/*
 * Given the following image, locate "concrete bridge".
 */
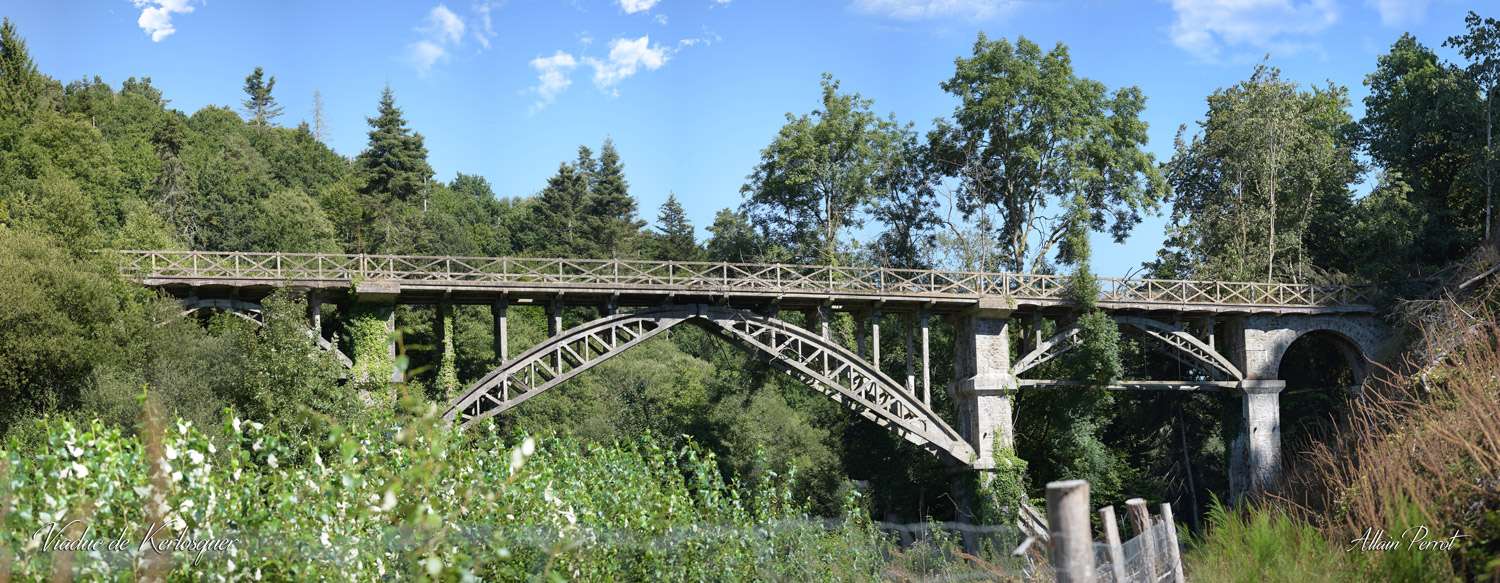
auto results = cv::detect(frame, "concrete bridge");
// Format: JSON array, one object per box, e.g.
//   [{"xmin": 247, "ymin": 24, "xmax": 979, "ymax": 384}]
[{"xmin": 117, "ymin": 250, "xmax": 1389, "ymax": 497}]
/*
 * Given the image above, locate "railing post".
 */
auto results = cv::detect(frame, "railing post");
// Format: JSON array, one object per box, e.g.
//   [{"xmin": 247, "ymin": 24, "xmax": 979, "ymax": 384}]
[
  {"xmin": 1126, "ymin": 498, "xmax": 1158, "ymax": 582},
  {"xmin": 1161, "ymin": 503, "xmax": 1185, "ymax": 583},
  {"xmin": 1099, "ymin": 505, "xmax": 1128, "ymax": 583},
  {"xmin": 1046, "ymin": 480, "xmax": 1095, "ymax": 583}
]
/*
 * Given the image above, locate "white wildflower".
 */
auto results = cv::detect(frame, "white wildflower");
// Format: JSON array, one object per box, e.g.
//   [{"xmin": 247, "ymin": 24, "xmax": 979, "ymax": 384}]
[
  {"xmin": 71, "ymin": 462, "xmax": 88, "ymax": 479},
  {"xmin": 521, "ymin": 437, "xmax": 535, "ymax": 456},
  {"xmin": 188, "ymin": 450, "xmax": 205, "ymax": 465},
  {"xmin": 381, "ymin": 489, "xmax": 397, "ymax": 512},
  {"xmin": 165, "ymin": 444, "xmax": 178, "ymax": 461},
  {"xmin": 267, "ymin": 454, "xmax": 278, "ymax": 469},
  {"xmin": 232, "ymin": 417, "xmax": 242, "ymax": 433}
]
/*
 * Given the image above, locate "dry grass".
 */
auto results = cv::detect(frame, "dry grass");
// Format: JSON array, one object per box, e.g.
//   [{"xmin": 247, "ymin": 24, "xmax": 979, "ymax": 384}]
[{"xmin": 1274, "ymin": 301, "xmax": 1500, "ymax": 581}]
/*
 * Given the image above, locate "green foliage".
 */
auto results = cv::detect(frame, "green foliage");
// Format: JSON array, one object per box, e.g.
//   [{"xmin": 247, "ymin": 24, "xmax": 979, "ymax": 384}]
[
  {"xmin": 347, "ymin": 303, "xmax": 394, "ymax": 395},
  {"xmin": 1069, "ymin": 311, "xmax": 1123, "ymax": 387},
  {"xmin": 233, "ymin": 289, "xmax": 357, "ymax": 445},
  {"xmin": 240, "ymin": 66, "xmax": 284, "ymax": 128},
  {"xmin": 742, "ymin": 74, "xmax": 901, "ymax": 264},
  {"xmin": 249, "ymin": 188, "xmax": 340, "ymax": 253},
  {"xmin": 356, "ymin": 83, "xmax": 433, "ymax": 205},
  {"xmin": 929, "ymin": 33, "xmax": 1167, "ymax": 273},
  {"xmin": 581, "ymin": 138, "xmax": 646, "ymax": 258},
  {"xmin": 705, "ymin": 208, "xmax": 773, "ymax": 262},
  {"xmin": 0, "ymin": 409, "xmax": 1017, "ymax": 582},
  {"xmin": 1359, "ymin": 33, "xmax": 1483, "ymax": 275},
  {"xmin": 1155, "ymin": 63, "xmax": 1362, "ymax": 282},
  {"xmin": 650, "ymin": 192, "xmax": 700, "ymax": 261}
]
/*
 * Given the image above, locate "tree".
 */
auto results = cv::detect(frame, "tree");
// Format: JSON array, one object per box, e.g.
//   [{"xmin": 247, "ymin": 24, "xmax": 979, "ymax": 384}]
[
  {"xmin": 651, "ymin": 193, "xmax": 699, "ymax": 261},
  {"xmin": 310, "ymin": 88, "xmax": 330, "ymax": 143},
  {"xmin": 704, "ymin": 209, "xmax": 770, "ymax": 263},
  {"xmin": 869, "ymin": 127, "xmax": 939, "ymax": 269},
  {"xmin": 0, "ymin": 17, "xmax": 40, "ymax": 121},
  {"xmin": 742, "ymin": 74, "xmax": 899, "ymax": 264},
  {"xmin": 928, "ymin": 34, "xmax": 1167, "ymax": 274},
  {"xmin": 357, "ymin": 83, "xmax": 434, "ymax": 204},
  {"xmin": 250, "ymin": 189, "xmax": 340, "ymax": 253},
  {"xmin": 1154, "ymin": 64, "xmax": 1361, "ymax": 282},
  {"xmin": 1447, "ymin": 12, "xmax": 1500, "ymax": 244},
  {"xmin": 581, "ymin": 138, "xmax": 645, "ymax": 257},
  {"xmin": 150, "ymin": 111, "xmax": 198, "ymax": 246},
  {"xmin": 534, "ymin": 162, "xmax": 590, "ymax": 257},
  {"xmin": 241, "ymin": 66, "xmax": 285, "ymax": 128},
  {"xmin": 1360, "ymin": 34, "xmax": 1482, "ymax": 272}
]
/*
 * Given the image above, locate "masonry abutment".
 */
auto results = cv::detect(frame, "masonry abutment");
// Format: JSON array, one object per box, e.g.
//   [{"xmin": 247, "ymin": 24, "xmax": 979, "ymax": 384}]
[
  {"xmin": 1236, "ymin": 380, "xmax": 1286, "ymax": 496},
  {"xmin": 949, "ymin": 305, "xmax": 1016, "ymax": 469}
]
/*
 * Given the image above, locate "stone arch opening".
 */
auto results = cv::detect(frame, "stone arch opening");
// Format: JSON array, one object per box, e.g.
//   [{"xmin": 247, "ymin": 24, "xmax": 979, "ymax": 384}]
[{"xmin": 1276, "ymin": 329, "xmax": 1363, "ymax": 449}]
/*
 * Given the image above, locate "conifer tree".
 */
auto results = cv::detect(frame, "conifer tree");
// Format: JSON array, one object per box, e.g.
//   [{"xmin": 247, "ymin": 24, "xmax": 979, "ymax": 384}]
[
  {"xmin": 652, "ymin": 193, "xmax": 698, "ymax": 261},
  {"xmin": 356, "ymin": 84, "xmax": 433, "ymax": 203},
  {"xmin": 309, "ymin": 88, "xmax": 329, "ymax": 143},
  {"xmin": 0, "ymin": 18, "xmax": 39, "ymax": 120},
  {"xmin": 581, "ymin": 138, "xmax": 645, "ymax": 257},
  {"xmin": 534, "ymin": 162, "xmax": 590, "ymax": 257},
  {"xmin": 241, "ymin": 66, "xmax": 285, "ymax": 128}
]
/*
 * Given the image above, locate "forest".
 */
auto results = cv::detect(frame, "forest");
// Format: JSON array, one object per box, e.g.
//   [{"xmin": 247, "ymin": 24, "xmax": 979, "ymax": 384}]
[{"xmin": 1, "ymin": 10, "xmax": 1499, "ymax": 582}]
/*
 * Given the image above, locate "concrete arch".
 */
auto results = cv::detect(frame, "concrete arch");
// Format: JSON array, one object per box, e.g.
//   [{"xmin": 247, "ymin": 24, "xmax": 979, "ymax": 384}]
[
  {"xmin": 1012, "ymin": 316, "xmax": 1242, "ymax": 381},
  {"xmin": 1238, "ymin": 313, "xmax": 1385, "ymax": 384},
  {"xmin": 445, "ymin": 304, "xmax": 976, "ymax": 464},
  {"xmin": 1273, "ymin": 326, "xmax": 1373, "ymax": 386},
  {"xmin": 176, "ymin": 299, "xmax": 354, "ymax": 369}
]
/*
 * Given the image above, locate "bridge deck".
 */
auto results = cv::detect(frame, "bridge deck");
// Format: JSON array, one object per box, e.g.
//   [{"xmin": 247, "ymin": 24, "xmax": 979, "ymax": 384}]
[{"xmin": 114, "ymin": 251, "xmax": 1378, "ymax": 315}]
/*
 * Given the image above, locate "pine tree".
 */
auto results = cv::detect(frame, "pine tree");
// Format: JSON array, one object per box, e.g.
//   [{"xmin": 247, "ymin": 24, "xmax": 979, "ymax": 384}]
[
  {"xmin": 534, "ymin": 162, "xmax": 590, "ymax": 257},
  {"xmin": 0, "ymin": 17, "xmax": 40, "ymax": 120},
  {"xmin": 241, "ymin": 66, "xmax": 285, "ymax": 128},
  {"xmin": 652, "ymin": 192, "xmax": 699, "ymax": 261},
  {"xmin": 581, "ymin": 138, "xmax": 645, "ymax": 257},
  {"xmin": 356, "ymin": 84, "xmax": 434, "ymax": 203}
]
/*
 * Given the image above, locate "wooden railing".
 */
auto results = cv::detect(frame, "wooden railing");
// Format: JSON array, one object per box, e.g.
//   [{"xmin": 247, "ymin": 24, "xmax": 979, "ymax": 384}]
[{"xmin": 112, "ymin": 250, "xmax": 1378, "ymax": 308}]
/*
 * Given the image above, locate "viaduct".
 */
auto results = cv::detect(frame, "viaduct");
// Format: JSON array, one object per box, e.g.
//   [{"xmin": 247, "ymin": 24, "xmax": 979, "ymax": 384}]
[{"xmin": 117, "ymin": 250, "xmax": 1389, "ymax": 500}]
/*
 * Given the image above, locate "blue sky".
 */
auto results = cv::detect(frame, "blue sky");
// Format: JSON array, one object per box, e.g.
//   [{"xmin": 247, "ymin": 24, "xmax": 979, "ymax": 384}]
[{"xmin": 2, "ymin": 0, "xmax": 1486, "ymax": 276}]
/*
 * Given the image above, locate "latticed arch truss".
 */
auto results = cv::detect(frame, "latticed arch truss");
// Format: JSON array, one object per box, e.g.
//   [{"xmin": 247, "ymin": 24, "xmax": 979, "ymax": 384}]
[{"xmin": 445, "ymin": 304, "xmax": 976, "ymax": 464}]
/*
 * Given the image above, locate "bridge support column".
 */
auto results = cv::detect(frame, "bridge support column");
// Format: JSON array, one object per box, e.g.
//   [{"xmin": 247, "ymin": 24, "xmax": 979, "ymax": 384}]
[
  {"xmin": 437, "ymin": 299, "xmax": 457, "ymax": 398},
  {"xmin": 818, "ymin": 305, "xmax": 832, "ymax": 340},
  {"xmin": 547, "ymin": 298, "xmax": 563, "ymax": 337},
  {"xmin": 306, "ymin": 291, "xmax": 323, "ymax": 338},
  {"xmin": 1233, "ymin": 380, "xmax": 1286, "ymax": 499},
  {"xmin": 904, "ymin": 314, "xmax": 916, "ymax": 395},
  {"xmin": 949, "ymin": 304, "xmax": 1015, "ymax": 469},
  {"xmin": 870, "ymin": 308, "xmax": 882, "ymax": 365},
  {"xmin": 492, "ymin": 300, "xmax": 509, "ymax": 361},
  {"xmin": 387, "ymin": 308, "xmax": 401, "ymax": 383}
]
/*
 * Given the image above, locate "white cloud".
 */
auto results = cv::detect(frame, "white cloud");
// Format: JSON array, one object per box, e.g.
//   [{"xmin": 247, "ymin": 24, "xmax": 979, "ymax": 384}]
[
  {"xmin": 848, "ymin": 0, "xmax": 1014, "ymax": 21},
  {"xmin": 408, "ymin": 40, "xmax": 451, "ymax": 74},
  {"xmin": 527, "ymin": 34, "xmax": 693, "ymax": 112},
  {"xmin": 529, "ymin": 51, "xmax": 581, "ymax": 113},
  {"xmin": 131, "ymin": 0, "xmax": 196, "ymax": 42},
  {"xmin": 1167, "ymin": 0, "xmax": 1339, "ymax": 63},
  {"xmin": 619, "ymin": 0, "xmax": 662, "ymax": 14},
  {"xmin": 653, "ymin": 14, "xmax": 670, "ymax": 25},
  {"xmin": 407, "ymin": 4, "xmax": 489, "ymax": 76},
  {"xmin": 1366, "ymin": 0, "xmax": 1431, "ymax": 27},
  {"xmin": 474, "ymin": 1, "xmax": 500, "ymax": 49},
  {"xmin": 423, "ymin": 5, "xmax": 466, "ymax": 44},
  {"xmin": 588, "ymin": 36, "xmax": 671, "ymax": 94}
]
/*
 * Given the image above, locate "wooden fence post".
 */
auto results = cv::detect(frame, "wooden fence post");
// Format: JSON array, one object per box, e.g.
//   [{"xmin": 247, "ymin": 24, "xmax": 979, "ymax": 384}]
[
  {"xmin": 1046, "ymin": 480, "xmax": 1096, "ymax": 583},
  {"xmin": 1160, "ymin": 503, "xmax": 1185, "ymax": 583},
  {"xmin": 1125, "ymin": 498, "xmax": 1157, "ymax": 582},
  {"xmin": 1099, "ymin": 505, "xmax": 1128, "ymax": 583}
]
